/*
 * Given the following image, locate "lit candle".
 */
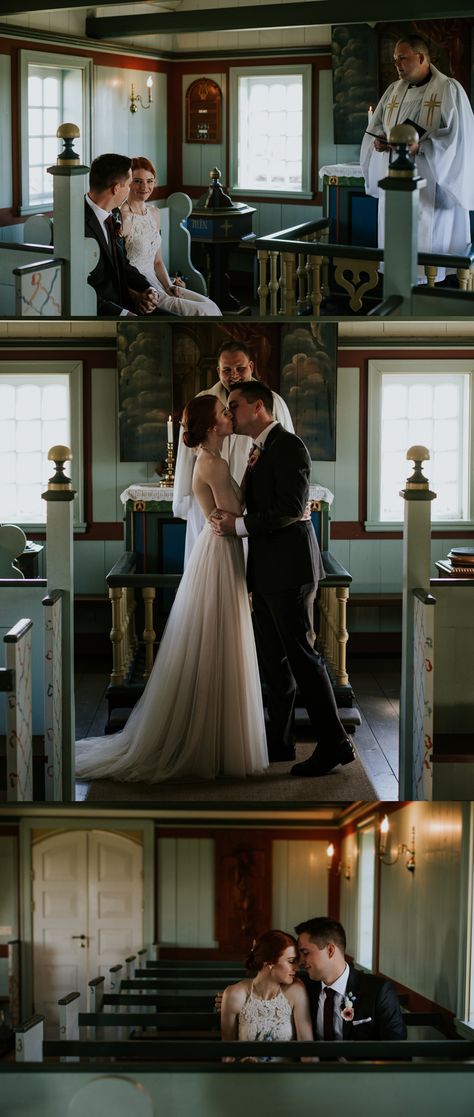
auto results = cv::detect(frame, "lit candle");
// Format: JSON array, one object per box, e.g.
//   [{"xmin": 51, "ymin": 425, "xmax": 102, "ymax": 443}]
[
  {"xmin": 368, "ymin": 105, "xmax": 373, "ymax": 125},
  {"xmin": 167, "ymin": 415, "xmax": 173, "ymax": 443}
]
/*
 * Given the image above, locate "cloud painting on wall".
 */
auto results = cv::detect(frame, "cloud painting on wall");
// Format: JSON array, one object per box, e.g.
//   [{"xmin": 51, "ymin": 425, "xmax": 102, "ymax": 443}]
[
  {"xmin": 118, "ymin": 322, "xmax": 173, "ymax": 462},
  {"xmin": 279, "ymin": 322, "xmax": 338, "ymax": 460}
]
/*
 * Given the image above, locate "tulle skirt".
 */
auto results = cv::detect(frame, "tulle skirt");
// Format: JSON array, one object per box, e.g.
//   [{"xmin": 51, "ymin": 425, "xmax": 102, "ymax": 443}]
[{"xmin": 76, "ymin": 525, "xmax": 268, "ymax": 782}]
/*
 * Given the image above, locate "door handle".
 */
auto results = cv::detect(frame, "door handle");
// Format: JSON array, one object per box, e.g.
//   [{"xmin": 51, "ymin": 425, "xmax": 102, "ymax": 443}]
[{"xmin": 72, "ymin": 934, "xmax": 88, "ymax": 948}]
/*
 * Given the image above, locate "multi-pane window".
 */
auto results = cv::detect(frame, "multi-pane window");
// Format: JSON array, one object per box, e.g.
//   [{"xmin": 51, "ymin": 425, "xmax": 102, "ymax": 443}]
[
  {"xmin": 230, "ymin": 66, "xmax": 311, "ymax": 196},
  {"xmin": 20, "ymin": 50, "xmax": 90, "ymax": 213},
  {"xmin": 27, "ymin": 68, "xmax": 64, "ymax": 207},
  {"xmin": 367, "ymin": 361, "xmax": 474, "ymax": 527},
  {"xmin": 0, "ymin": 365, "xmax": 82, "ymax": 528}
]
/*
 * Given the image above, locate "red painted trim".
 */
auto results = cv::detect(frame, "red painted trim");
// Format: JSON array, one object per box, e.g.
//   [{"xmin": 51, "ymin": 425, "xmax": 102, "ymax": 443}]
[
  {"xmin": 0, "ymin": 36, "xmax": 169, "ymax": 70},
  {"xmin": 75, "ymin": 523, "xmax": 124, "ymax": 541}
]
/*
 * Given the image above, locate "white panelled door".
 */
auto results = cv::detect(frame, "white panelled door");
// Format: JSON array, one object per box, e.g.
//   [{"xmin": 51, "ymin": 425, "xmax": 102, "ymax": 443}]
[{"xmin": 32, "ymin": 829, "xmax": 143, "ymax": 1033}]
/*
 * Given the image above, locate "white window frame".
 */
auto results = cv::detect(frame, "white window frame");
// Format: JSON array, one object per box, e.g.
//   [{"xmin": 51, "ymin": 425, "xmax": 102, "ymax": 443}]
[
  {"xmin": 366, "ymin": 358, "xmax": 474, "ymax": 531},
  {"xmin": 229, "ymin": 64, "xmax": 312, "ymax": 199},
  {"xmin": 20, "ymin": 49, "xmax": 92, "ymax": 215},
  {"xmin": 0, "ymin": 360, "xmax": 84, "ymax": 532}
]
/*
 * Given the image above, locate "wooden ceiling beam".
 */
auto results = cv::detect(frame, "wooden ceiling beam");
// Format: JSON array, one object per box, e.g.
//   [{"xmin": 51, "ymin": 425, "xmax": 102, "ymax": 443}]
[{"xmin": 84, "ymin": 0, "xmax": 474, "ymax": 39}]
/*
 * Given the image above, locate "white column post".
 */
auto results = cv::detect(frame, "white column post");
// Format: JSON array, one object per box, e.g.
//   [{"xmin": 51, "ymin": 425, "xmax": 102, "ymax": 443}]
[
  {"xmin": 399, "ymin": 445, "xmax": 436, "ymax": 798},
  {"xmin": 42, "ymin": 446, "xmax": 76, "ymax": 801},
  {"xmin": 47, "ymin": 124, "xmax": 97, "ymax": 316},
  {"xmin": 379, "ymin": 124, "xmax": 426, "ymax": 314}
]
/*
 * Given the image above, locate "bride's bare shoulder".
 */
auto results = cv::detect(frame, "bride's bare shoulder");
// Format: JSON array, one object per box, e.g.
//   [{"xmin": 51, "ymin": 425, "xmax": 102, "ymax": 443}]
[{"xmin": 222, "ymin": 979, "xmax": 250, "ymax": 1008}]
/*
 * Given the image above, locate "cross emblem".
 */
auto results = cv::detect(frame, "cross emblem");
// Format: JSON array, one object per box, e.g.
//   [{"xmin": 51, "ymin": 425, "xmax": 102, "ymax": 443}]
[
  {"xmin": 219, "ymin": 220, "xmax": 232, "ymax": 236},
  {"xmin": 423, "ymin": 94, "xmax": 441, "ymax": 126},
  {"xmin": 385, "ymin": 96, "xmax": 400, "ymax": 126}
]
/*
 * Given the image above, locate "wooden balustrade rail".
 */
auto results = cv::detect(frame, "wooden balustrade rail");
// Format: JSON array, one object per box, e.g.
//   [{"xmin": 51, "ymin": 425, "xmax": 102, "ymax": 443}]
[
  {"xmin": 255, "ymin": 219, "xmax": 474, "ymax": 315},
  {"xmin": 105, "ymin": 551, "xmax": 354, "ymax": 707}
]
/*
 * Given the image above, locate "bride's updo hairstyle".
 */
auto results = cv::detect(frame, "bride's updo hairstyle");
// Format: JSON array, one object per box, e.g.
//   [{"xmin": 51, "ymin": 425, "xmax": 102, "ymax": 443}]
[
  {"xmin": 246, "ymin": 930, "xmax": 297, "ymax": 975},
  {"xmin": 181, "ymin": 394, "xmax": 218, "ymax": 448},
  {"xmin": 131, "ymin": 155, "xmax": 157, "ymax": 179}
]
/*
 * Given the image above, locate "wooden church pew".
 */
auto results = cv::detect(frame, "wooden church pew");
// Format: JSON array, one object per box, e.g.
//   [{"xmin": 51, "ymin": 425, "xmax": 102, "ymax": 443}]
[{"xmin": 5, "ymin": 1060, "xmax": 474, "ymax": 1117}]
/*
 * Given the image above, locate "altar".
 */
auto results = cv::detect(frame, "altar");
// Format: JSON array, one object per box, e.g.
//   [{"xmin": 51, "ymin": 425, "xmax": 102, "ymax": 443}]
[
  {"xmin": 319, "ymin": 163, "xmax": 378, "ymax": 247},
  {"xmin": 119, "ymin": 481, "xmax": 335, "ymax": 573}
]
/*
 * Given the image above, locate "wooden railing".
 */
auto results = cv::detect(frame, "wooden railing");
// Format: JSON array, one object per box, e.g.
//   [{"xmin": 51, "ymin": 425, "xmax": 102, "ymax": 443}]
[
  {"xmin": 255, "ymin": 219, "xmax": 474, "ymax": 316},
  {"xmin": 104, "ymin": 548, "xmax": 355, "ymax": 725}
]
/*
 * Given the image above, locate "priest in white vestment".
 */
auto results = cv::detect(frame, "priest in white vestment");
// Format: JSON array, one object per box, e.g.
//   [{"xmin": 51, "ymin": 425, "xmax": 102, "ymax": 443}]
[
  {"xmin": 173, "ymin": 341, "xmax": 294, "ymax": 567},
  {"xmin": 360, "ymin": 35, "xmax": 474, "ymax": 280}
]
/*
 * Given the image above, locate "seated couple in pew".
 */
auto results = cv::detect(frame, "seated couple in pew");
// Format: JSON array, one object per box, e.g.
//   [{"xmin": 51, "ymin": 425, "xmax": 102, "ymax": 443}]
[
  {"xmin": 220, "ymin": 917, "xmax": 407, "ymax": 1057},
  {"xmin": 76, "ymin": 383, "xmax": 355, "ymax": 785},
  {"xmin": 85, "ymin": 152, "xmax": 221, "ymax": 317}
]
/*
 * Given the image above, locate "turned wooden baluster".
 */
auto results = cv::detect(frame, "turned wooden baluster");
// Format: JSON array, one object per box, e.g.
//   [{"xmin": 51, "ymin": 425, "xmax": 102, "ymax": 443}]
[
  {"xmin": 109, "ymin": 585, "xmax": 125, "ymax": 685},
  {"xmin": 257, "ymin": 249, "xmax": 269, "ymax": 315},
  {"xmin": 142, "ymin": 586, "xmax": 156, "ymax": 679},
  {"xmin": 269, "ymin": 250, "xmax": 280, "ymax": 314},
  {"xmin": 281, "ymin": 252, "xmax": 296, "ymax": 315}
]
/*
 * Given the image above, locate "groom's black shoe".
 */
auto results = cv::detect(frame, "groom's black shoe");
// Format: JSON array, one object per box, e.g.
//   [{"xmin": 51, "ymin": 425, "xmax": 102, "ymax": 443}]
[{"xmin": 290, "ymin": 738, "xmax": 355, "ymax": 777}]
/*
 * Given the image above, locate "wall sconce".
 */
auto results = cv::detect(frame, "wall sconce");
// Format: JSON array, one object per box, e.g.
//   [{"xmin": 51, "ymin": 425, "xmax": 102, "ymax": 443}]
[
  {"xmin": 130, "ymin": 76, "xmax": 153, "ymax": 113},
  {"xmin": 379, "ymin": 814, "xmax": 416, "ymax": 872},
  {"xmin": 339, "ymin": 859, "xmax": 352, "ymax": 881},
  {"xmin": 326, "ymin": 842, "xmax": 335, "ymax": 870}
]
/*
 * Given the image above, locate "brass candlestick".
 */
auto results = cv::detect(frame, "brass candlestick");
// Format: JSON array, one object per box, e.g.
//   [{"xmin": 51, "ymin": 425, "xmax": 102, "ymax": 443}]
[{"xmin": 158, "ymin": 442, "xmax": 175, "ymax": 487}]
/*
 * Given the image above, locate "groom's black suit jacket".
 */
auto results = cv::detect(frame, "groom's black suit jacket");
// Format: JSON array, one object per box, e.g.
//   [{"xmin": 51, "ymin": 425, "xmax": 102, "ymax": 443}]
[
  {"xmin": 300, "ymin": 966, "xmax": 407, "ymax": 1040},
  {"xmin": 84, "ymin": 200, "xmax": 158, "ymax": 317},
  {"xmin": 243, "ymin": 423, "xmax": 324, "ymax": 594}
]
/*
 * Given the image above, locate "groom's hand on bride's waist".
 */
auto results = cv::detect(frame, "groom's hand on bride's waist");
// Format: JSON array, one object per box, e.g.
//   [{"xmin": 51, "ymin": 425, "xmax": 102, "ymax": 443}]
[{"xmin": 210, "ymin": 510, "xmax": 237, "ymax": 536}]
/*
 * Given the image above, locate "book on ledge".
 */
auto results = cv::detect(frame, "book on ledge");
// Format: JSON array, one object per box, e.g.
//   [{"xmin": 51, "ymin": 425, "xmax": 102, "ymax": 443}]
[
  {"xmin": 448, "ymin": 548, "xmax": 474, "ymax": 567},
  {"xmin": 444, "ymin": 548, "xmax": 474, "ymax": 576}
]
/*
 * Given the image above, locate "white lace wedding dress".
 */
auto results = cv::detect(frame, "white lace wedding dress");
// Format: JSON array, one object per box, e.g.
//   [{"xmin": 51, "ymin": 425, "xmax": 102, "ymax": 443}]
[
  {"xmin": 124, "ymin": 207, "xmax": 221, "ymax": 316},
  {"xmin": 238, "ymin": 983, "xmax": 295, "ymax": 1056},
  {"xmin": 76, "ymin": 481, "xmax": 268, "ymax": 783}
]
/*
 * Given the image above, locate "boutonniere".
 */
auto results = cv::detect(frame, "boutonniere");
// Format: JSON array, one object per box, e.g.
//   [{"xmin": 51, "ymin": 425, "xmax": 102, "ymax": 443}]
[
  {"xmin": 247, "ymin": 445, "xmax": 263, "ymax": 469},
  {"xmin": 340, "ymin": 992, "xmax": 356, "ymax": 1022}
]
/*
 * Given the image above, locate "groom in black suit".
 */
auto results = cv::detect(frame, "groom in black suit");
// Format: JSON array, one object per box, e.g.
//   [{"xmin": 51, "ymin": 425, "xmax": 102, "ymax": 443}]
[
  {"xmin": 296, "ymin": 917, "xmax": 407, "ymax": 1040},
  {"xmin": 85, "ymin": 153, "xmax": 170, "ymax": 317},
  {"xmin": 210, "ymin": 380, "xmax": 355, "ymax": 777}
]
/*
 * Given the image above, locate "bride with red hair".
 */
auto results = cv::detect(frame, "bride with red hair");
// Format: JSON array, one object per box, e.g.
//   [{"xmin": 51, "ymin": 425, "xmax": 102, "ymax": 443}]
[{"xmin": 121, "ymin": 156, "xmax": 221, "ymax": 316}]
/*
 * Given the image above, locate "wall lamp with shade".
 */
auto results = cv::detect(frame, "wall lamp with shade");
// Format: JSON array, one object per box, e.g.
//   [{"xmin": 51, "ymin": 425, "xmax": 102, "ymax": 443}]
[
  {"xmin": 130, "ymin": 76, "xmax": 153, "ymax": 113},
  {"xmin": 379, "ymin": 814, "xmax": 416, "ymax": 872}
]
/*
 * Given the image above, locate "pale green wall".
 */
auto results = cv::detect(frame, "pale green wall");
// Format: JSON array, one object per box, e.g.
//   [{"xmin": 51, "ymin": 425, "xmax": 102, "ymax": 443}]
[{"xmin": 339, "ymin": 802, "xmax": 465, "ymax": 1014}]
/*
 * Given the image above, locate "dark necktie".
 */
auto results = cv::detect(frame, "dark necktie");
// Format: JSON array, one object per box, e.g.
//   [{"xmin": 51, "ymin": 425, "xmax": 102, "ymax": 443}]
[
  {"xmin": 323, "ymin": 986, "xmax": 336, "ymax": 1040},
  {"xmin": 104, "ymin": 214, "xmax": 120, "ymax": 279}
]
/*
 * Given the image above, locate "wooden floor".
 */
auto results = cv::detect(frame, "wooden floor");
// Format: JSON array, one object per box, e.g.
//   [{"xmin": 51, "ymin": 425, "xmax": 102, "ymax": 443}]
[{"xmin": 75, "ymin": 654, "xmax": 400, "ymax": 801}]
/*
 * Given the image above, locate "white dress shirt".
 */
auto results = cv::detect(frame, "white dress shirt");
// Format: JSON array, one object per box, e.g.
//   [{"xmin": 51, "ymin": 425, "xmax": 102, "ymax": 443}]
[{"xmin": 235, "ymin": 420, "xmax": 279, "ymax": 538}]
